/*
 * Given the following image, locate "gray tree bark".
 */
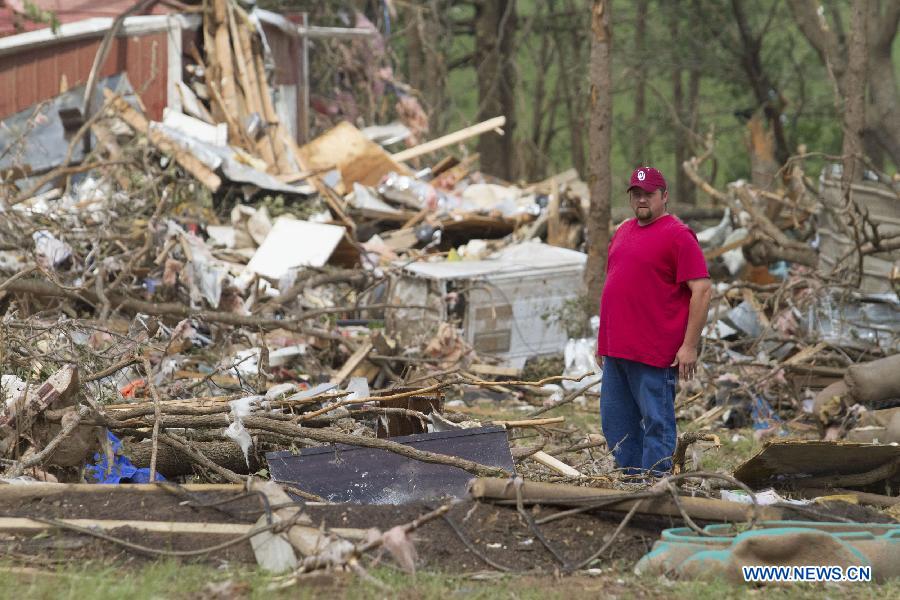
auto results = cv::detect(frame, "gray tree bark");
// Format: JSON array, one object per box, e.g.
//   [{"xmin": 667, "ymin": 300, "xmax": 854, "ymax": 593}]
[
  {"xmin": 475, "ymin": 0, "xmax": 517, "ymax": 180},
  {"xmin": 841, "ymin": 0, "xmax": 868, "ymax": 187},
  {"xmin": 631, "ymin": 0, "xmax": 648, "ymax": 167},
  {"xmin": 583, "ymin": 0, "xmax": 613, "ymax": 312},
  {"xmin": 407, "ymin": 2, "xmax": 449, "ymax": 136}
]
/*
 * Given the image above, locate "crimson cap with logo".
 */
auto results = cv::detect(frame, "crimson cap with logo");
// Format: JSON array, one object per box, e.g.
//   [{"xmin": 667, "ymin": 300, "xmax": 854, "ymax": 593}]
[{"xmin": 627, "ymin": 167, "xmax": 667, "ymax": 193}]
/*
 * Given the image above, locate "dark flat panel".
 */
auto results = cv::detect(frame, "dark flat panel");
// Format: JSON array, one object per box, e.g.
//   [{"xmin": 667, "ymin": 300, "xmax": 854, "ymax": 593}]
[
  {"xmin": 266, "ymin": 427, "xmax": 514, "ymax": 504},
  {"xmin": 734, "ymin": 440, "xmax": 900, "ymax": 488}
]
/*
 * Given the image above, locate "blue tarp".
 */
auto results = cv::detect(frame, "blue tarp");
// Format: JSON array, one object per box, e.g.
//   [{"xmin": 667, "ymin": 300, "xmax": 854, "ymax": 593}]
[{"xmin": 85, "ymin": 431, "xmax": 163, "ymax": 484}]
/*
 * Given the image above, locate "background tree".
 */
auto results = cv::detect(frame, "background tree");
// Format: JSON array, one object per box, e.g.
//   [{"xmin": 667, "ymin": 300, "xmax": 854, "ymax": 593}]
[
  {"xmin": 788, "ymin": 0, "xmax": 900, "ymax": 170},
  {"xmin": 584, "ymin": 0, "xmax": 613, "ymax": 309}
]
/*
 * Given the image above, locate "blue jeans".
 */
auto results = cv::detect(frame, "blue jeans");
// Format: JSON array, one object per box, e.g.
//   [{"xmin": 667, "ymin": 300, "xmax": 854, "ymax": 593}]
[{"xmin": 600, "ymin": 356, "xmax": 677, "ymax": 476}]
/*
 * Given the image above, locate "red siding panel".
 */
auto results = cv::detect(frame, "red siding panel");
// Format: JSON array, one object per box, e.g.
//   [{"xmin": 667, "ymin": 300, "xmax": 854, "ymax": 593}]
[
  {"xmin": 14, "ymin": 60, "xmax": 37, "ymax": 111},
  {"xmin": 34, "ymin": 45, "xmax": 59, "ymax": 101},
  {"xmin": 0, "ymin": 31, "xmax": 169, "ymax": 120},
  {"xmin": 0, "ymin": 65, "xmax": 15, "ymax": 117}
]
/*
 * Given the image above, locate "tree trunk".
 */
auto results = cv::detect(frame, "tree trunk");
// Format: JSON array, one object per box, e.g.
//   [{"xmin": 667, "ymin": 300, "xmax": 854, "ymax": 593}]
[
  {"xmin": 841, "ymin": 0, "xmax": 868, "ymax": 189},
  {"xmin": 683, "ymin": 2, "xmax": 701, "ymax": 204},
  {"xmin": 475, "ymin": 0, "xmax": 517, "ymax": 180},
  {"xmin": 631, "ymin": 0, "xmax": 648, "ymax": 167},
  {"xmin": 583, "ymin": 0, "xmax": 613, "ymax": 312},
  {"xmin": 789, "ymin": 0, "xmax": 899, "ymax": 169},
  {"xmin": 669, "ymin": 9, "xmax": 689, "ymax": 203},
  {"xmin": 126, "ymin": 439, "xmax": 261, "ymax": 477},
  {"xmin": 563, "ymin": 0, "xmax": 587, "ymax": 178},
  {"xmin": 407, "ymin": 3, "xmax": 448, "ymax": 136},
  {"xmin": 864, "ymin": 2, "xmax": 900, "ymax": 168},
  {"xmin": 731, "ymin": 0, "xmax": 789, "ymax": 166}
]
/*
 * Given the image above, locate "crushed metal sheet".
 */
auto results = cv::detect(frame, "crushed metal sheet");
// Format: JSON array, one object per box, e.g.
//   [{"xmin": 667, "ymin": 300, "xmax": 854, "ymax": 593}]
[{"xmin": 266, "ymin": 427, "xmax": 514, "ymax": 504}]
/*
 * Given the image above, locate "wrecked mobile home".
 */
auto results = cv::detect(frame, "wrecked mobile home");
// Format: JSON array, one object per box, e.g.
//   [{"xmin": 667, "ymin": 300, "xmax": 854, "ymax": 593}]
[{"xmin": 0, "ymin": 0, "xmax": 899, "ymax": 591}]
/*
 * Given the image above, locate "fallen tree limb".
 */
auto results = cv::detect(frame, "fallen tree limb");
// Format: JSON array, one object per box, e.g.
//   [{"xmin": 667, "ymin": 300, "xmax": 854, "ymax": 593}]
[
  {"xmin": 672, "ymin": 432, "xmax": 720, "ymax": 475},
  {"xmin": 157, "ymin": 432, "xmax": 245, "ymax": 484},
  {"xmin": 6, "ymin": 406, "xmax": 90, "ymax": 478},
  {"xmin": 468, "ymin": 478, "xmax": 783, "ymax": 522},
  {"xmin": 126, "ymin": 439, "xmax": 260, "ymax": 477}
]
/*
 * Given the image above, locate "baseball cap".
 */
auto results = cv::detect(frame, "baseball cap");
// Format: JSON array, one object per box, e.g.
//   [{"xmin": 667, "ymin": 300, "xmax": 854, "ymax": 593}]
[{"xmin": 627, "ymin": 167, "xmax": 667, "ymax": 193}]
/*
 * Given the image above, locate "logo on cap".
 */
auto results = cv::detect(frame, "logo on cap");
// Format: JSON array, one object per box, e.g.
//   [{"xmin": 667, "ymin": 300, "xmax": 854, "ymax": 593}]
[{"xmin": 637, "ymin": 170, "xmax": 646, "ymax": 181}]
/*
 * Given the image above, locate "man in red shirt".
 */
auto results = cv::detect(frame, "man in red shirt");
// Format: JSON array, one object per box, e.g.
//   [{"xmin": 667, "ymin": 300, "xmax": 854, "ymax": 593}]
[{"xmin": 597, "ymin": 167, "xmax": 712, "ymax": 477}]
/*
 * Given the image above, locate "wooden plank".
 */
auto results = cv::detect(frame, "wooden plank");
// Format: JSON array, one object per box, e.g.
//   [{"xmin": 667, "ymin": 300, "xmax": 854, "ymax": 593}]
[
  {"xmin": 0, "ymin": 517, "xmax": 367, "ymax": 540},
  {"xmin": 703, "ymin": 234, "xmax": 753, "ymax": 260},
  {"xmin": 492, "ymin": 417, "xmax": 565, "ymax": 428},
  {"xmin": 469, "ymin": 363, "xmax": 522, "ymax": 378},
  {"xmin": 380, "ymin": 227, "xmax": 418, "ymax": 251},
  {"xmin": 229, "ymin": 1, "xmax": 277, "ymax": 167},
  {"xmin": 212, "ymin": 0, "xmax": 241, "ymax": 126},
  {"xmin": 0, "ymin": 483, "xmax": 241, "ymax": 501},
  {"xmin": 104, "ymin": 89, "xmax": 222, "ymax": 191},
  {"xmin": 783, "ymin": 342, "xmax": 828, "ymax": 366},
  {"xmin": 244, "ymin": 11, "xmax": 294, "ymax": 175},
  {"xmin": 530, "ymin": 451, "xmax": 585, "ymax": 479},
  {"xmin": 330, "ymin": 342, "xmax": 373, "ymax": 385},
  {"xmin": 391, "ymin": 116, "xmax": 506, "ymax": 163}
]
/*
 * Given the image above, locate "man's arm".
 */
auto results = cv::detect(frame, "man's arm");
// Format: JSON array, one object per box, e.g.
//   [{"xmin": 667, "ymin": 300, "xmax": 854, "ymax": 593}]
[{"xmin": 672, "ymin": 278, "xmax": 712, "ymax": 380}]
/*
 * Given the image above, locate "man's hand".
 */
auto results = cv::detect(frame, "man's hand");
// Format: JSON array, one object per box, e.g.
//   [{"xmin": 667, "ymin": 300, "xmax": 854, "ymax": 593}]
[{"xmin": 671, "ymin": 344, "xmax": 698, "ymax": 380}]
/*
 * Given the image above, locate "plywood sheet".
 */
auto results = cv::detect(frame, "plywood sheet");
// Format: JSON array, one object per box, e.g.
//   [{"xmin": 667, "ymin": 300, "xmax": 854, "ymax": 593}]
[{"xmin": 298, "ymin": 121, "xmax": 411, "ymax": 191}]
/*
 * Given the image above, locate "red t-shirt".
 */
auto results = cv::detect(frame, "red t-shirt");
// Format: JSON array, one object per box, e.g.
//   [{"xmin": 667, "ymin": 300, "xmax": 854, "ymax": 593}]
[{"xmin": 597, "ymin": 214, "xmax": 709, "ymax": 368}]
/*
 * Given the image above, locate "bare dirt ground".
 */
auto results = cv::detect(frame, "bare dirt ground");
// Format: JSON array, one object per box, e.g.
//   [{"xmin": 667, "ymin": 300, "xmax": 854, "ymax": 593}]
[{"xmin": 0, "ymin": 487, "xmax": 657, "ymax": 573}]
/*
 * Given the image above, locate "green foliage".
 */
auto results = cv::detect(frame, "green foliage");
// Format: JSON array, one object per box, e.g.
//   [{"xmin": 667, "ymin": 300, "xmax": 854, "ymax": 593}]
[
  {"xmin": 541, "ymin": 294, "xmax": 595, "ymax": 339},
  {"xmin": 394, "ymin": 0, "xmax": 876, "ymax": 186},
  {"xmin": 20, "ymin": 1, "xmax": 60, "ymax": 34}
]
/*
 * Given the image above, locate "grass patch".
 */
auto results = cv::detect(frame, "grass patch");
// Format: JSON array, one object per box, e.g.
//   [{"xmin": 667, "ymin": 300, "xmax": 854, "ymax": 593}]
[
  {"xmin": 3, "ymin": 554, "xmax": 897, "ymax": 599},
  {"xmin": 692, "ymin": 429, "xmax": 760, "ymax": 473}
]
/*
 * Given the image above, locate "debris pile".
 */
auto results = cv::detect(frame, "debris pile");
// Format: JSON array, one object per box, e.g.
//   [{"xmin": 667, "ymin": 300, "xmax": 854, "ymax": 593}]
[{"xmin": 0, "ymin": 0, "xmax": 899, "ymax": 587}]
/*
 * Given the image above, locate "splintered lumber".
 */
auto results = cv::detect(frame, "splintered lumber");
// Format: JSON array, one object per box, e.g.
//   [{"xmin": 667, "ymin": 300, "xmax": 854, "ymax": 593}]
[
  {"xmin": 239, "ymin": 8, "xmax": 294, "ymax": 175},
  {"xmin": 227, "ymin": 1, "xmax": 276, "ymax": 166},
  {"xmin": 530, "ymin": 451, "xmax": 584, "ymax": 478},
  {"xmin": 104, "ymin": 90, "xmax": 222, "ymax": 191},
  {"xmin": 391, "ymin": 116, "xmax": 506, "ymax": 163},
  {"xmin": 468, "ymin": 478, "xmax": 784, "ymax": 522},
  {"xmin": 211, "ymin": 0, "xmax": 241, "ymax": 125},
  {"xmin": 330, "ymin": 342, "xmax": 373, "ymax": 385}
]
